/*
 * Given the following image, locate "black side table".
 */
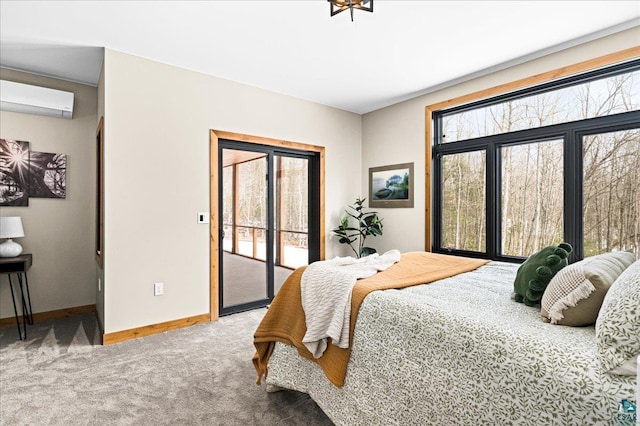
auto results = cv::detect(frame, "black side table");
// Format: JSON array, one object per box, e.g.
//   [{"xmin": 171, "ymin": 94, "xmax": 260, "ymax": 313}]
[{"xmin": 0, "ymin": 254, "xmax": 33, "ymax": 340}]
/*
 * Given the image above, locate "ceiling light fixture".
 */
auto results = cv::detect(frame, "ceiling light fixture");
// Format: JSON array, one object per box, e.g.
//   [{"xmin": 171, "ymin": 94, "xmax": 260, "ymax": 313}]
[{"xmin": 329, "ymin": 0, "xmax": 373, "ymax": 21}]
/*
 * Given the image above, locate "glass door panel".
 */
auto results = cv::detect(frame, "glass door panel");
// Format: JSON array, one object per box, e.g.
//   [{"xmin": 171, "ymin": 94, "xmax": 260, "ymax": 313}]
[
  {"xmin": 274, "ymin": 155, "xmax": 309, "ymax": 293},
  {"xmin": 221, "ymin": 148, "xmax": 268, "ymax": 310}
]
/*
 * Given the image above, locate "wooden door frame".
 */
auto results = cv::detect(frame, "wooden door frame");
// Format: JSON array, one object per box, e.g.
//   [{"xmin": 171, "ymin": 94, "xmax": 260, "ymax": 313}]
[{"xmin": 209, "ymin": 130, "xmax": 325, "ymax": 321}]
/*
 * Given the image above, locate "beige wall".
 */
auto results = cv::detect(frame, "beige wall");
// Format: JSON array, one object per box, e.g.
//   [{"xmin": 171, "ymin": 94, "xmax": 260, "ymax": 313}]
[
  {"xmin": 0, "ymin": 69, "xmax": 97, "ymax": 320},
  {"xmin": 102, "ymin": 49, "xmax": 361, "ymax": 333},
  {"xmin": 361, "ymin": 26, "xmax": 640, "ymax": 254}
]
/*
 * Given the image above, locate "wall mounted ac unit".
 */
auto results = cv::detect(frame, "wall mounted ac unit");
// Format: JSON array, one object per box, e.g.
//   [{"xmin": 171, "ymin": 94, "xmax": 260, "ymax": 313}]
[{"xmin": 0, "ymin": 80, "xmax": 74, "ymax": 119}]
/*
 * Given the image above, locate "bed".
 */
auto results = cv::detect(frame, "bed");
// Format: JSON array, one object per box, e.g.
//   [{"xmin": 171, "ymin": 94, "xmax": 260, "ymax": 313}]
[{"xmin": 253, "ymin": 252, "xmax": 638, "ymax": 426}]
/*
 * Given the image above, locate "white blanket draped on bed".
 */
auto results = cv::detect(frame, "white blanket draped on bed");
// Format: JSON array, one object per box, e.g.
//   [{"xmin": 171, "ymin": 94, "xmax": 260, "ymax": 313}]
[{"xmin": 301, "ymin": 249, "xmax": 401, "ymax": 358}]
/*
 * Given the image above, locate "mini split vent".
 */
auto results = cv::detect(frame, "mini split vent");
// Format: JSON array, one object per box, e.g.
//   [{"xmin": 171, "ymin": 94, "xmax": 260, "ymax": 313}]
[{"xmin": 0, "ymin": 80, "xmax": 74, "ymax": 119}]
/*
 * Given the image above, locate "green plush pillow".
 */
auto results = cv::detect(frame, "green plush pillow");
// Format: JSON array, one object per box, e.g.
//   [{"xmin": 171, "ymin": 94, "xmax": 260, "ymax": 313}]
[{"xmin": 514, "ymin": 243, "xmax": 573, "ymax": 306}]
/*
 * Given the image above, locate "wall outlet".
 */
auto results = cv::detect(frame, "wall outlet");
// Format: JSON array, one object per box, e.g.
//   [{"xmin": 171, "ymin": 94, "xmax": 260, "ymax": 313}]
[{"xmin": 154, "ymin": 282, "xmax": 164, "ymax": 296}]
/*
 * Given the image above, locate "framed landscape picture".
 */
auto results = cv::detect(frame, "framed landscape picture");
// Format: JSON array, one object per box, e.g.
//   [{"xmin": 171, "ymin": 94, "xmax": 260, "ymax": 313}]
[{"xmin": 369, "ymin": 162, "xmax": 414, "ymax": 208}]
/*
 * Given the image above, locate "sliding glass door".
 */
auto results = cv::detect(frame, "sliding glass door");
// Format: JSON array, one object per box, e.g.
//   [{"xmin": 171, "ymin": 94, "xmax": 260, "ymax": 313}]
[{"xmin": 218, "ymin": 140, "xmax": 320, "ymax": 315}]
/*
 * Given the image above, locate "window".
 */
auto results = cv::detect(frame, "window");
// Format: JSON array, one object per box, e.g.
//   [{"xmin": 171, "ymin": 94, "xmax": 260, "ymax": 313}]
[
  {"xmin": 500, "ymin": 139, "xmax": 564, "ymax": 257},
  {"xmin": 441, "ymin": 69, "xmax": 640, "ymax": 143},
  {"xmin": 582, "ymin": 129, "xmax": 640, "ymax": 257},
  {"xmin": 433, "ymin": 59, "xmax": 640, "ymax": 261},
  {"xmin": 441, "ymin": 150, "xmax": 486, "ymax": 252}
]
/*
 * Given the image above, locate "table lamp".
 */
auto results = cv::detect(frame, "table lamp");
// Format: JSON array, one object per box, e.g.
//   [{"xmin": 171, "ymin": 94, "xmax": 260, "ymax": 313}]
[{"xmin": 0, "ymin": 216, "xmax": 25, "ymax": 257}]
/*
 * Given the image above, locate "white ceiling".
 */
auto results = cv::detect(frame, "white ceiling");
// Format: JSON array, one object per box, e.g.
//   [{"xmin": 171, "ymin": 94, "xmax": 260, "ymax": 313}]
[{"xmin": 1, "ymin": 1, "xmax": 639, "ymax": 114}]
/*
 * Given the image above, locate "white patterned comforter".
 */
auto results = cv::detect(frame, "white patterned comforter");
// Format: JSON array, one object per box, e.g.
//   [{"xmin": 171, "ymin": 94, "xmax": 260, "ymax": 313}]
[{"xmin": 265, "ymin": 261, "xmax": 637, "ymax": 426}]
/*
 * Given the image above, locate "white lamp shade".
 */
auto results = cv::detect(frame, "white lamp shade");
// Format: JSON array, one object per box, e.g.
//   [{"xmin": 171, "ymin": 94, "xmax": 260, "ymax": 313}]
[{"xmin": 0, "ymin": 216, "xmax": 25, "ymax": 239}]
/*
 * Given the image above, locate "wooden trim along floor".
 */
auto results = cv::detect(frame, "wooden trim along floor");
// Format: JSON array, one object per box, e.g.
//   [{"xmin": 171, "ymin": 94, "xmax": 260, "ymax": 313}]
[
  {"xmin": 1, "ymin": 305, "xmax": 209, "ymax": 346},
  {"xmin": 0, "ymin": 304, "xmax": 96, "ymax": 329},
  {"xmin": 102, "ymin": 313, "xmax": 211, "ymax": 345}
]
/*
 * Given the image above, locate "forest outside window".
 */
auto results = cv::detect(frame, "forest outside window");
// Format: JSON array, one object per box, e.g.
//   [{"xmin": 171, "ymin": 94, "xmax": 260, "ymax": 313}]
[
  {"xmin": 582, "ymin": 129, "xmax": 640, "ymax": 257},
  {"xmin": 441, "ymin": 150, "xmax": 486, "ymax": 253},
  {"xmin": 500, "ymin": 139, "xmax": 564, "ymax": 257},
  {"xmin": 433, "ymin": 59, "xmax": 640, "ymax": 261}
]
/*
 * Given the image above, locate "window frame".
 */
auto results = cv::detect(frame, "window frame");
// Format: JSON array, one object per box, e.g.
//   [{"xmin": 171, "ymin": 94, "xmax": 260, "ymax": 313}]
[{"xmin": 431, "ymin": 58, "xmax": 640, "ymax": 263}]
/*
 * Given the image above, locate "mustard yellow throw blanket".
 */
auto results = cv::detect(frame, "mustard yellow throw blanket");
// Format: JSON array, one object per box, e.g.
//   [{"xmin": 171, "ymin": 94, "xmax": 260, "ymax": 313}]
[{"xmin": 252, "ymin": 251, "xmax": 489, "ymax": 387}]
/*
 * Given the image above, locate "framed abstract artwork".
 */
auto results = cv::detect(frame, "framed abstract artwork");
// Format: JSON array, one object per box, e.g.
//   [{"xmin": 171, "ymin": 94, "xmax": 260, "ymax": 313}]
[
  {"xmin": 30, "ymin": 151, "xmax": 66, "ymax": 198},
  {"xmin": 0, "ymin": 139, "xmax": 30, "ymax": 206},
  {"xmin": 0, "ymin": 138, "xmax": 67, "ymax": 205}
]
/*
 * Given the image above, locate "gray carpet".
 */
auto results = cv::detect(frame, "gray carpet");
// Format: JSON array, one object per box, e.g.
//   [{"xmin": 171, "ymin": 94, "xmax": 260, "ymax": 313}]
[{"xmin": 0, "ymin": 309, "xmax": 334, "ymax": 426}]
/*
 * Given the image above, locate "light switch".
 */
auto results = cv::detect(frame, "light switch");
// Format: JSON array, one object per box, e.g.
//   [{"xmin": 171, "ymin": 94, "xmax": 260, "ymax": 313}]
[{"xmin": 197, "ymin": 212, "xmax": 210, "ymax": 224}]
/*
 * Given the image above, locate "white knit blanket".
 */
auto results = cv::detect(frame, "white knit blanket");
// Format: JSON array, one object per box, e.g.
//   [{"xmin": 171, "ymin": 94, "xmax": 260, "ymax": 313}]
[{"xmin": 301, "ymin": 249, "xmax": 401, "ymax": 358}]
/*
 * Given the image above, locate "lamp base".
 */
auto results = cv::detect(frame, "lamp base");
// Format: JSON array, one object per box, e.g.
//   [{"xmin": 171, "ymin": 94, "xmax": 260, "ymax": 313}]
[{"xmin": 0, "ymin": 239, "xmax": 23, "ymax": 257}]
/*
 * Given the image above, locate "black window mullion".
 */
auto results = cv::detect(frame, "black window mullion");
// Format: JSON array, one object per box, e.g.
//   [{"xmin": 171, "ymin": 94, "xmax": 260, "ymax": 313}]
[
  {"xmin": 432, "ymin": 117, "xmax": 443, "ymax": 251},
  {"xmin": 487, "ymin": 143, "xmax": 498, "ymax": 259},
  {"xmin": 564, "ymin": 131, "xmax": 582, "ymax": 263},
  {"xmin": 432, "ymin": 152, "xmax": 442, "ymax": 251}
]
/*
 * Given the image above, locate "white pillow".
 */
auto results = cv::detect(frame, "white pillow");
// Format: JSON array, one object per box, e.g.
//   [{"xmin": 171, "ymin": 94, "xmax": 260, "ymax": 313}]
[
  {"xmin": 541, "ymin": 251, "xmax": 635, "ymax": 326},
  {"xmin": 595, "ymin": 259, "xmax": 640, "ymax": 375}
]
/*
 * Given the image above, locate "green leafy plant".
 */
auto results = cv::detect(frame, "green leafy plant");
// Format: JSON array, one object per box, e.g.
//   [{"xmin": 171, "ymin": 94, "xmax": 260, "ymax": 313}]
[{"xmin": 332, "ymin": 197, "xmax": 383, "ymax": 258}]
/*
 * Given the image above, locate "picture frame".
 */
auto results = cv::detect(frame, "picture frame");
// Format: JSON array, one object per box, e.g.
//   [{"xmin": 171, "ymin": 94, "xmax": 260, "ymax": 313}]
[
  {"xmin": 29, "ymin": 151, "xmax": 67, "ymax": 198},
  {"xmin": 0, "ymin": 139, "xmax": 30, "ymax": 206},
  {"xmin": 1, "ymin": 139, "xmax": 68, "ymax": 204},
  {"xmin": 369, "ymin": 162, "xmax": 414, "ymax": 208}
]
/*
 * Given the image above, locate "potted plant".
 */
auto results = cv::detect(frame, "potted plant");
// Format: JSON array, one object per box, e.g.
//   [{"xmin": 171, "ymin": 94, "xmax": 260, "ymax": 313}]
[{"xmin": 331, "ymin": 197, "xmax": 383, "ymax": 258}]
